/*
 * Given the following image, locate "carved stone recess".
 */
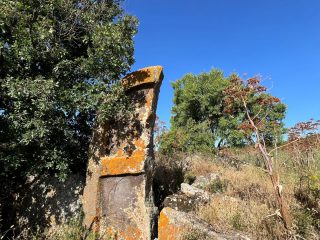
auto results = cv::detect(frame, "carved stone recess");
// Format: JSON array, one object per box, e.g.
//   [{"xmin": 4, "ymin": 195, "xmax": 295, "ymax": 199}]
[{"xmin": 82, "ymin": 66, "xmax": 164, "ymax": 240}]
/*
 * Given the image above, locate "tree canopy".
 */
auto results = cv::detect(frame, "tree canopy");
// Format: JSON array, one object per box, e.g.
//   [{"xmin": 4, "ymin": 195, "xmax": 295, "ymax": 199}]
[
  {"xmin": 0, "ymin": 0, "xmax": 138, "ymax": 180},
  {"xmin": 159, "ymin": 69, "xmax": 286, "ymax": 154}
]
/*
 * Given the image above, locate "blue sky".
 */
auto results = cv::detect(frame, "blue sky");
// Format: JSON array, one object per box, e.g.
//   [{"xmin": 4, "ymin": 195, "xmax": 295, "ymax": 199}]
[{"xmin": 124, "ymin": 0, "xmax": 320, "ymax": 128}]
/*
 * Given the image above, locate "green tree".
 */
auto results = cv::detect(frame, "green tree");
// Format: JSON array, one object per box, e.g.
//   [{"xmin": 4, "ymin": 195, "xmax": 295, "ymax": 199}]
[
  {"xmin": 160, "ymin": 69, "xmax": 286, "ymax": 154},
  {"xmin": 0, "ymin": 0, "xmax": 138, "ymax": 224}
]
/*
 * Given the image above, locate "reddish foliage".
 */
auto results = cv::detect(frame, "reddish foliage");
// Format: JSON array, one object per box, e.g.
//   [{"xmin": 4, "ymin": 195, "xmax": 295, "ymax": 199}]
[{"xmin": 288, "ymin": 119, "xmax": 320, "ymax": 141}]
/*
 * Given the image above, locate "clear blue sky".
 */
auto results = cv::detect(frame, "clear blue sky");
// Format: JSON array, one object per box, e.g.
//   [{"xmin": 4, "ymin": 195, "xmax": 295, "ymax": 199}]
[{"xmin": 124, "ymin": 0, "xmax": 320, "ymax": 128}]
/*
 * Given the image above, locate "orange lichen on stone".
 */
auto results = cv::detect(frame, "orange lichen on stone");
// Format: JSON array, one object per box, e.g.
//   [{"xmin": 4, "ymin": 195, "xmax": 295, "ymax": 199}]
[
  {"xmin": 105, "ymin": 226, "xmax": 142, "ymax": 240},
  {"xmin": 101, "ymin": 154, "xmax": 145, "ymax": 176},
  {"xmin": 158, "ymin": 208, "xmax": 183, "ymax": 240},
  {"xmin": 101, "ymin": 139, "xmax": 146, "ymax": 176},
  {"xmin": 122, "ymin": 66, "xmax": 163, "ymax": 90},
  {"xmin": 119, "ymin": 226, "xmax": 143, "ymax": 240},
  {"xmin": 105, "ymin": 227, "xmax": 118, "ymax": 239},
  {"xmin": 83, "ymin": 66, "xmax": 164, "ymax": 239}
]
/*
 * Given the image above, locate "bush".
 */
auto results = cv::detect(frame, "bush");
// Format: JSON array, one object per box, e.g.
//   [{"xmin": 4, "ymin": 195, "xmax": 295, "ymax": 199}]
[{"xmin": 206, "ymin": 178, "xmax": 228, "ymax": 194}]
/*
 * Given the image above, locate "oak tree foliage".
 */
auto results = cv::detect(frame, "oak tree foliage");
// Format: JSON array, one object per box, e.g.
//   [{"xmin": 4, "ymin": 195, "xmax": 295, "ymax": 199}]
[{"xmin": 0, "ymin": 0, "xmax": 138, "ymax": 181}]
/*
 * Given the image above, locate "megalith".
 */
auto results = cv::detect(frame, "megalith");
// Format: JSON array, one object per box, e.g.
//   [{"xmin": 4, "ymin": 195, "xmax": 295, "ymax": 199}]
[{"xmin": 82, "ymin": 66, "xmax": 164, "ymax": 239}]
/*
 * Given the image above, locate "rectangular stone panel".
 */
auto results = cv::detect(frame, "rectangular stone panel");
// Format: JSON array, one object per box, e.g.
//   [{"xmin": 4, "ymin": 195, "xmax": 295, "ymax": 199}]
[{"xmin": 100, "ymin": 175, "xmax": 149, "ymax": 239}]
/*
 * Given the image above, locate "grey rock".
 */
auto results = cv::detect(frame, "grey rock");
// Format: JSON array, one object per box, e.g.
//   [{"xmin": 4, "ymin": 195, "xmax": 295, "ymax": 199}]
[
  {"xmin": 163, "ymin": 193, "xmax": 206, "ymax": 212},
  {"xmin": 192, "ymin": 173, "xmax": 220, "ymax": 189},
  {"xmin": 163, "ymin": 183, "xmax": 212, "ymax": 212},
  {"xmin": 181, "ymin": 183, "xmax": 211, "ymax": 201}
]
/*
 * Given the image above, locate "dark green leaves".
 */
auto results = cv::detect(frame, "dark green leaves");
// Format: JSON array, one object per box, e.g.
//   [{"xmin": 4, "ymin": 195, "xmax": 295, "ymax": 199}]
[
  {"xmin": 160, "ymin": 69, "xmax": 286, "ymax": 154},
  {"xmin": 0, "ymin": 0, "xmax": 138, "ymax": 180}
]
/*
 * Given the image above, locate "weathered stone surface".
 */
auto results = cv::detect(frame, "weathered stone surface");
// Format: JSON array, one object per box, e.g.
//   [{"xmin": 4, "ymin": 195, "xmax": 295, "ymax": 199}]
[
  {"xmin": 162, "ymin": 183, "xmax": 211, "ymax": 213},
  {"xmin": 122, "ymin": 66, "xmax": 163, "ymax": 90},
  {"xmin": 163, "ymin": 193, "xmax": 205, "ymax": 212},
  {"xmin": 192, "ymin": 173, "xmax": 219, "ymax": 189},
  {"xmin": 158, "ymin": 207, "xmax": 250, "ymax": 240},
  {"xmin": 16, "ymin": 174, "xmax": 84, "ymax": 232},
  {"xmin": 99, "ymin": 175, "xmax": 151, "ymax": 239},
  {"xmin": 181, "ymin": 183, "xmax": 211, "ymax": 201},
  {"xmin": 82, "ymin": 66, "xmax": 163, "ymax": 239}
]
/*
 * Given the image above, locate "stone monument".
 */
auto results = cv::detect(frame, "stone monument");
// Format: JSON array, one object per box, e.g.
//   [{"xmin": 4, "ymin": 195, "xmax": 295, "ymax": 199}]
[{"xmin": 82, "ymin": 66, "xmax": 163, "ymax": 240}]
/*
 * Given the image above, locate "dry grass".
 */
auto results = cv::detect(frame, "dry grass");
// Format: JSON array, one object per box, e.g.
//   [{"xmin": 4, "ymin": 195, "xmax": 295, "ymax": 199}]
[
  {"xmin": 191, "ymin": 159, "xmax": 287, "ymax": 239},
  {"xmin": 197, "ymin": 196, "xmax": 277, "ymax": 239},
  {"xmin": 189, "ymin": 155, "xmax": 223, "ymax": 176},
  {"xmin": 185, "ymin": 145, "xmax": 320, "ymax": 239},
  {"xmin": 221, "ymin": 165, "xmax": 274, "ymax": 203}
]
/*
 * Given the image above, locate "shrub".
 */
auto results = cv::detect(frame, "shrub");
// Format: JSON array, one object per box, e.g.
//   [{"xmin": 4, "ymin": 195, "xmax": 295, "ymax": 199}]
[{"xmin": 206, "ymin": 178, "xmax": 228, "ymax": 194}]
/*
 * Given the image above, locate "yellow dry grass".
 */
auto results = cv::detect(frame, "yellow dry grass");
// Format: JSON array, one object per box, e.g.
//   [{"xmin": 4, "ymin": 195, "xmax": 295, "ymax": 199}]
[
  {"xmin": 188, "ymin": 154, "xmax": 317, "ymax": 239},
  {"xmin": 197, "ymin": 196, "xmax": 274, "ymax": 239}
]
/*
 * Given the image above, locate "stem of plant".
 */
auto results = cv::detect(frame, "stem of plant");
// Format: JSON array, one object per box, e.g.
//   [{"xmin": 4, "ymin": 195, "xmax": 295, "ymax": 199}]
[{"xmin": 242, "ymin": 97, "xmax": 292, "ymax": 229}]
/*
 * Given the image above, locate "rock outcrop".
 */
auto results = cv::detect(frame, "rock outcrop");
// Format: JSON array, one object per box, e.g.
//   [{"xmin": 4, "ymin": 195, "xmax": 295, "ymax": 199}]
[
  {"xmin": 15, "ymin": 174, "xmax": 84, "ymax": 233},
  {"xmin": 181, "ymin": 183, "xmax": 211, "ymax": 201},
  {"xmin": 192, "ymin": 173, "xmax": 220, "ymax": 189},
  {"xmin": 158, "ymin": 207, "xmax": 250, "ymax": 240},
  {"xmin": 163, "ymin": 183, "xmax": 211, "ymax": 212},
  {"xmin": 82, "ymin": 66, "xmax": 164, "ymax": 239}
]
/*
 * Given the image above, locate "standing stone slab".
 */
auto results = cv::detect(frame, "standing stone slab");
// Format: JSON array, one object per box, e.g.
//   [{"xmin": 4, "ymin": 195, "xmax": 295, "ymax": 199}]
[{"xmin": 82, "ymin": 66, "xmax": 163, "ymax": 240}]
